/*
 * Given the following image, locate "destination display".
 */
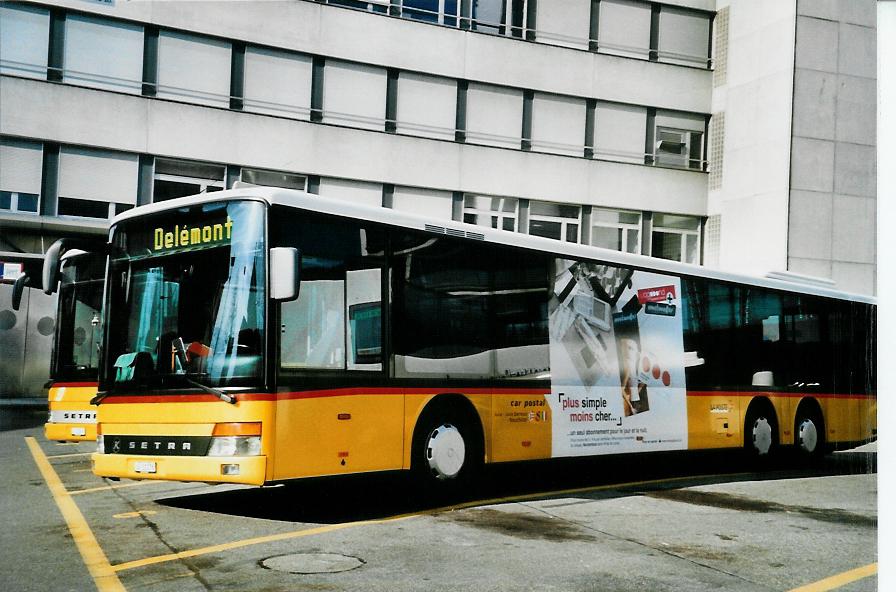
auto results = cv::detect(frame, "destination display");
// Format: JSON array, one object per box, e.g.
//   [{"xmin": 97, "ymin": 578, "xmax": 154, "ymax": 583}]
[{"xmin": 547, "ymin": 259, "xmax": 687, "ymax": 456}]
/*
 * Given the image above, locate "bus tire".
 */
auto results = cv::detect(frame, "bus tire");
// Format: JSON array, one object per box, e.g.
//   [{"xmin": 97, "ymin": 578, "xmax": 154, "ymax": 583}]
[
  {"xmin": 411, "ymin": 402, "xmax": 482, "ymax": 497},
  {"xmin": 794, "ymin": 402, "xmax": 825, "ymax": 462},
  {"xmin": 744, "ymin": 401, "xmax": 779, "ymax": 462}
]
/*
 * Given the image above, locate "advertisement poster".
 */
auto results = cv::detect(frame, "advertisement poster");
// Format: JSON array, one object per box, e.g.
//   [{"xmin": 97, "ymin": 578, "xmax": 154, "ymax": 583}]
[{"xmin": 548, "ymin": 259, "xmax": 687, "ymax": 457}]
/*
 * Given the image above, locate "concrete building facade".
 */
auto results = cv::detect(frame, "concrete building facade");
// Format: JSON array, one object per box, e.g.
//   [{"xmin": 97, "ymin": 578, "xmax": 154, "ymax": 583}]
[{"xmin": 0, "ymin": 0, "xmax": 877, "ymax": 397}]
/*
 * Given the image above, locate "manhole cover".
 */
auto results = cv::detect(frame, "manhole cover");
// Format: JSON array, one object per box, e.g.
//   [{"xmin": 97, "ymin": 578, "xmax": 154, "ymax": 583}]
[{"xmin": 260, "ymin": 553, "xmax": 364, "ymax": 574}]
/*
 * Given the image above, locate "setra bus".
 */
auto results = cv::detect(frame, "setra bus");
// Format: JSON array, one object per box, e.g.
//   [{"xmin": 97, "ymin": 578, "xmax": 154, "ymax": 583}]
[
  {"xmin": 48, "ymin": 187, "xmax": 874, "ymax": 488},
  {"xmin": 42, "ymin": 245, "xmax": 105, "ymax": 442}
]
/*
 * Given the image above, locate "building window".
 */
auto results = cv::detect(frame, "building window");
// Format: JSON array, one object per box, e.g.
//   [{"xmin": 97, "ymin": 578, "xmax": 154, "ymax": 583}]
[
  {"xmin": 0, "ymin": 138, "xmax": 43, "ymax": 211},
  {"xmin": 153, "ymin": 158, "xmax": 225, "ymax": 202},
  {"xmin": 63, "ymin": 14, "xmax": 143, "ymax": 94},
  {"xmin": 591, "ymin": 208, "xmax": 641, "ymax": 254},
  {"xmin": 593, "ymin": 102, "xmax": 648, "ymax": 164},
  {"xmin": 327, "ymin": 0, "xmax": 389, "ymax": 13},
  {"xmin": 534, "ymin": 0, "xmax": 590, "ymax": 50},
  {"xmin": 651, "ymin": 213, "xmax": 700, "ymax": 264},
  {"xmin": 465, "ymin": 83, "xmax": 524, "ymax": 149},
  {"xmin": 318, "ymin": 177, "xmax": 383, "ymax": 207},
  {"xmin": 529, "ymin": 201, "xmax": 580, "ymax": 243},
  {"xmin": 57, "ymin": 146, "xmax": 139, "ymax": 218},
  {"xmin": 392, "ymin": 186, "xmax": 453, "ymax": 219},
  {"xmin": 530, "ymin": 93, "xmax": 587, "ymax": 157},
  {"xmin": 240, "ymin": 168, "xmax": 306, "ymax": 191},
  {"xmin": 242, "ymin": 46, "xmax": 313, "ymax": 119},
  {"xmin": 0, "ymin": 191, "xmax": 39, "ymax": 213},
  {"xmin": 0, "ymin": 4, "xmax": 49, "ymax": 79},
  {"xmin": 57, "ymin": 197, "xmax": 111, "ymax": 219},
  {"xmin": 656, "ymin": 6, "xmax": 711, "ymax": 68},
  {"xmin": 322, "ymin": 60, "xmax": 388, "ymax": 131},
  {"xmin": 401, "ymin": 0, "xmax": 459, "ymax": 26},
  {"xmin": 395, "ymin": 72, "xmax": 457, "ymax": 141},
  {"xmin": 156, "ymin": 30, "xmax": 231, "ymax": 107},
  {"xmin": 463, "ymin": 195, "xmax": 518, "ymax": 231},
  {"xmin": 597, "ymin": 0, "xmax": 651, "ymax": 60},
  {"xmin": 654, "ymin": 127, "xmax": 704, "ymax": 170},
  {"xmin": 472, "ymin": 0, "xmax": 527, "ymax": 38}
]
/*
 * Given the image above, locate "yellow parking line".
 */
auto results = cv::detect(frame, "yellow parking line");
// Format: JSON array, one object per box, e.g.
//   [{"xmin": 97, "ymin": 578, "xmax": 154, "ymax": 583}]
[
  {"xmin": 787, "ymin": 563, "xmax": 877, "ymax": 592},
  {"xmin": 26, "ymin": 437, "xmax": 126, "ymax": 592},
  {"xmin": 112, "ymin": 515, "xmax": 416, "ymax": 572}
]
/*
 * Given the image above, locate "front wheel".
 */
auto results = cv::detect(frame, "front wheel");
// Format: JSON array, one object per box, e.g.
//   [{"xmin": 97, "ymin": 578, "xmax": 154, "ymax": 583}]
[
  {"xmin": 411, "ymin": 408, "xmax": 482, "ymax": 497},
  {"xmin": 744, "ymin": 405, "xmax": 779, "ymax": 462}
]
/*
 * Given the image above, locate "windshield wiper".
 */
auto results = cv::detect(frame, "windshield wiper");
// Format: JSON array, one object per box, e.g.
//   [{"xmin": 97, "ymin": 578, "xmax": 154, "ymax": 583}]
[
  {"xmin": 172, "ymin": 337, "xmax": 236, "ymax": 404},
  {"xmin": 90, "ymin": 391, "xmax": 109, "ymax": 406},
  {"xmin": 181, "ymin": 374, "xmax": 236, "ymax": 404}
]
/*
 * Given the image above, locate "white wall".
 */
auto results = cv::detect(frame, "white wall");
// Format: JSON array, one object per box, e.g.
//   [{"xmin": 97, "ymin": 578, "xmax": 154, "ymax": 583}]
[
  {"xmin": 786, "ymin": 0, "xmax": 877, "ymax": 295},
  {"xmin": 710, "ymin": 0, "xmax": 796, "ymax": 277}
]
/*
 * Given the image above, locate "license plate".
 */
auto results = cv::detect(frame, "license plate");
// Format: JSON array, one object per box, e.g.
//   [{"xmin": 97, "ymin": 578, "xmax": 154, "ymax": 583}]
[
  {"xmin": 134, "ymin": 461, "xmax": 157, "ymax": 474},
  {"xmin": 71, "ymin": 427, "xmax": 86, "ymax": 437}
]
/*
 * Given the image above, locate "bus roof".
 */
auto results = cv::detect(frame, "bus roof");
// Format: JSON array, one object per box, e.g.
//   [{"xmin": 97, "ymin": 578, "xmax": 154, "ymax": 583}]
[{"xmin": 111, "ymin": 186, "xmax": 876, "ymax": 306}]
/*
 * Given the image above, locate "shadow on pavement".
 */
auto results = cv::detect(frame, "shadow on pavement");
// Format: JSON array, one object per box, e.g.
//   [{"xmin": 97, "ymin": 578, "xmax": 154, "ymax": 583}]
[
  {"xmin": 0, "ymin": 405, "xmax": 46, "ymax": 432},
  {"xmin": 156, "ymin": 447, "xmax": 876, "ymax": 525}
]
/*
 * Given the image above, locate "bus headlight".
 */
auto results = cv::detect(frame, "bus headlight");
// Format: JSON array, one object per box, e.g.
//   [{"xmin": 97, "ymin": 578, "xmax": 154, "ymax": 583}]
[
  {"xmin": 207, "ymin": 436, "xmax": 261, "ymax": 457},
  {"xmin": 97, "ymin": 435, "xmax": 105, "ymax": 454}
]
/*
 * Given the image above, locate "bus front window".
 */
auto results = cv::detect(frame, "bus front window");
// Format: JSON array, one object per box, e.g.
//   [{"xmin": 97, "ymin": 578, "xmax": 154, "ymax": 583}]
[
  {"xmin": 55, "ymin": 254, "xmax": 105, "ymax": 381},
  {"xmin": 104, "ymin": 200, "xmax": 266, "ymax": 391}
]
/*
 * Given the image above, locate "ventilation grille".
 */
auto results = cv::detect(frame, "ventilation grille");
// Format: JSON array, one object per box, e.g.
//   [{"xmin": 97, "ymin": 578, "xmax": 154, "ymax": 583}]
[
  {"xmin": 704, "ymin": 214, "xmax": 721, "ymax": 267},
  {"xmin": 709, "ymin": 112, "xmax": 725, "ymax": 191},
  {"xmin": 425, "ymin": 224, "xmax": 484, "ymax": 241},
  {"xmin": 713, "ymin": 7, "xmax": 729, "ymax": 87}
]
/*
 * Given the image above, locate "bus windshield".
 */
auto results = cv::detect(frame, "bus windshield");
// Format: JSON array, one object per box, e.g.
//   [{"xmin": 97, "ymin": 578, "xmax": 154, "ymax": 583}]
[
  {"xmin": 103, "ymin": 200, "xmax": 266, "ymax": 392},
  {"xmin": 54, "ymin": 254, "xmax": 106, "ymax": 381}
]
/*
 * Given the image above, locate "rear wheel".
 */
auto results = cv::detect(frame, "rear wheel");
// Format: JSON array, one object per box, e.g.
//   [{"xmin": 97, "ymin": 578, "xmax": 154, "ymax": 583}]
[
  {"xmin": 744, "ymin": 404, "xmax": 779, "ymax": 462},
  {"xmin": 794, "ymin": 405, "xmax": 825, "ymax": 462},
  {"xmin": 411, "ymin": 405, "xmax": 482, "ymax": 498}
]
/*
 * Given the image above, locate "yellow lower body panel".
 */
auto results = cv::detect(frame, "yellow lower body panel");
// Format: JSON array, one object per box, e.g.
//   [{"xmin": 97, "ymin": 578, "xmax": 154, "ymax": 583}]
[
  {"xmin": 92, "ymin": 452, "xmax": 267, "ymax": 486},
  {"xmin": 46, "ymin": 384, "xmax": 98, "ymax": 442},
  {"xmin": 45, "ymin": 422, "xmax": 97, "ymax": 442}
]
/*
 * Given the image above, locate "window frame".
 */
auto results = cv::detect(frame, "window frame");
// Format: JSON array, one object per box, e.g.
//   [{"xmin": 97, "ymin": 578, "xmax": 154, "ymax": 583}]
[
  {"xmin": 590, "ymin": 207, "xmax": 642, "ymax": 254},
  {"xmin": 528, "ymin": 201, "xmax": 581, "ymax": 244}
]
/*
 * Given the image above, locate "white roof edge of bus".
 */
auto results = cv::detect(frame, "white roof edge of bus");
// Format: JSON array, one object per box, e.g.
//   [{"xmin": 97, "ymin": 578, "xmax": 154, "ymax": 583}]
[
  {"xmin": 110, "ymin": 187, "xmax": 876, "ymax": 305},
  {"xmin": 60, "ymin": 249, "xmax": 89, "ymax": 261}
]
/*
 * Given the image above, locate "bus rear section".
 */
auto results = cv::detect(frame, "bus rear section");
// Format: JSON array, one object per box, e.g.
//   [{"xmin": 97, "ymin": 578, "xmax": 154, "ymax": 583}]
[{"xmin": 43, "ymin": 249, "xmax": 105, "ymax": 442}]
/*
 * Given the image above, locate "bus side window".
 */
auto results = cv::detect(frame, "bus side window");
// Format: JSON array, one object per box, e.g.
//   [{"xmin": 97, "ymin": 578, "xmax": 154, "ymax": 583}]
[
  {"xmin": 346, "ymin": 268, "xmax": 382, "ymax": 371},
  {"xmin": 274, "ymin": 212, "xmax": 385, "ymax": 373}
]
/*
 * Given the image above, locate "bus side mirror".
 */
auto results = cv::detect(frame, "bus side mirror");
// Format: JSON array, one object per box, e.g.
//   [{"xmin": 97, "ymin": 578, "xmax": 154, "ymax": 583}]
[
  {"xmin": 42, "ymin": 238, "xmax": 103, "ymax": 295},
  {"xmin": 11, "ymin": 273, "xmax": 31, "ymax": 311},
  {"xmin": 270, "ymin": 247, "xmax": 300, "ymax": 301},
  {"xmin": 43, "ymin": 239, "xmax": 66, "ymax": 294}
]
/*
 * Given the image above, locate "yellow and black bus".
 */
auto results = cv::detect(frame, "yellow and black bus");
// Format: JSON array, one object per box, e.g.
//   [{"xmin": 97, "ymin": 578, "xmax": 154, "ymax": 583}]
[
  {"xmin": 43, "ymin": 246, "xmax": 105, "ymax": 442},
  {"xmin": 47, "ymin": 187, "xmax": 874, "ymax": 488}
]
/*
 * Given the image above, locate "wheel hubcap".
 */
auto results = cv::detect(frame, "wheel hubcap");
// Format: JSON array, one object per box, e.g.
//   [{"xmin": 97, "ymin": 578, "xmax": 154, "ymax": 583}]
[
  {"xmin": 425, "ymin": 423, "xmax": 465, "ymax": 480},
  {"xmin": 798, "ymin": 419, "xmax": 818, "ymax": 453},
  {"xmin": 752, "ymin": 417, "xmax": 773, "ymax": 455}
]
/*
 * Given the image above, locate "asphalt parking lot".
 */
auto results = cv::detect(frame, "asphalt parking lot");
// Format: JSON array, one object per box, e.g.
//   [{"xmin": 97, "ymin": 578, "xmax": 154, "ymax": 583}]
[{"xmin": 2, "ymin": 407, "xmax": 877, "ymax": 592}]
